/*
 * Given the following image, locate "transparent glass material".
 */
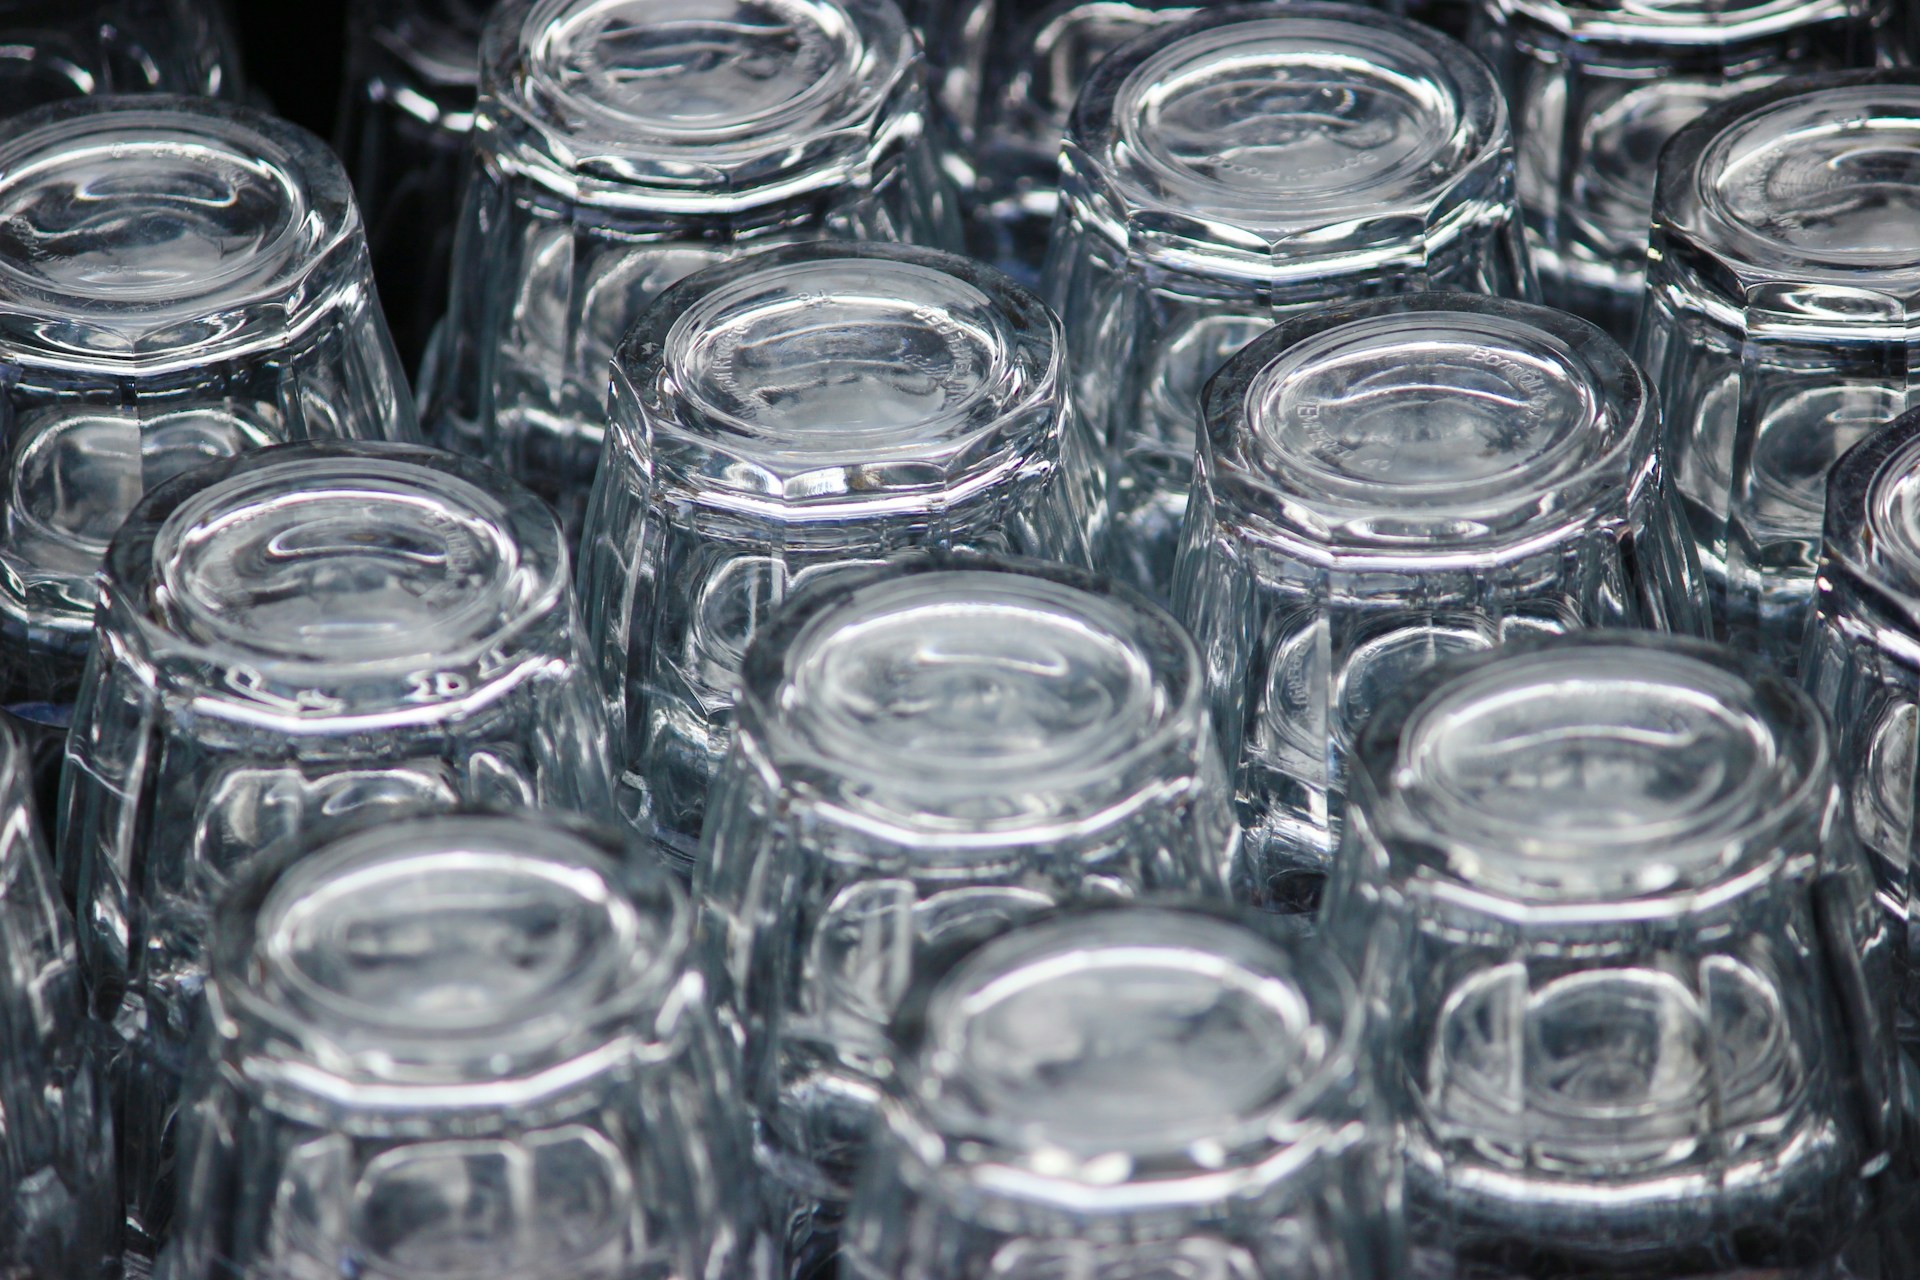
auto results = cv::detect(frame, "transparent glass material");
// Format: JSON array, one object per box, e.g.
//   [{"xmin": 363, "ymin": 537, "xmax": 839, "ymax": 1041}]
[
  {"xmin": 1640, "ymin": 71, "xmax": 1920, "ymax": 677},
  {"xmin": 57, "ymin": 440, "xmax": 614, "ymax": 1256},
  {"xmin": 698, "ymin": 557, "xmax": 1238, "ymax": 1268},
  {"xmin": 338, "ymin": 0, "xmax": 492, "ymax": 371},
  {"xmin": 1803, "ymin": 407, "xmax": 1920, "ymax": 1074},
  {"xmin": 0, "ymin": 718, "xmax": 115, "ymax": 1279},
  {"xmin": 841, "ymin": 905, "xmax": 1399, "ymax": 1280},
  {"xmin": 578, "ymin": 242, "xmax": 1094, "ymax": 858},
  {"xmin": 1479, "ymin": 0, "xmax": 1894, "ymax": 339},
  {"xmin": 909, "ymin": 0, "xmax": 1197, "ymax": 281},
  {"xmin": 420, "ymin": 0, "xmax": 961, "ymax": 537},
  {"xmin": 1174, "ymin": 293, "xmax": 1704, "ymax": 913},
  {"xmin": 1044, "ymin": 1, "xmax": 1532, "ymax": 602},
  {"xmin": 1322, "ymin": 633, "xmax": 1898, "ymax": 1279},
  {"xmin": 162, "ymin": 810, "xmax": 758, "ymax": 1280},
  {"xmin": 0, "ymin": 95, "xmax": 419, "ymax": 771},
  {"xmin": 0, "ymin": 0, "xmax": 241, "ymax": 119}
]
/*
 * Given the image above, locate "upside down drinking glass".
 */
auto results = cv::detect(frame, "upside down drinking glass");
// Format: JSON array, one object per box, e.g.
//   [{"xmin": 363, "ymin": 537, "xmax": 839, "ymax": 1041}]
[
  {"xmin": 0, "ymin": 94, "xmax": 419, "ymax": 816},
  {"xmin": 1175, "ymin": 292, "xmax": 1703, "ymax": 912},
  {"xmin": 1803, "ymin": 406, "xmax": 1920, "ymax": 1077},
  {"xmin": 59, "ymin": 440, "xmax": 613, "ymax": 1258},
  {"xmin": 697, "ymin": 556, "xmax": 1237, "ymax": 1271},
  {"xmin": 163, "ymin": 810, "xmax": 759, "ymax": 1280},
  {"xmin": 0, "ymin": 0, "xmax": 241, "ymax": 119},
  {"xmin": 337, "ymin": 0, "xmax": 493, "ymax": 370},
  {"xmin": 842, "ymin": 905, "xmax": 1401, "ymax": 1280},
  {"xmin": 1476, "ymin": 0, "xmax": 1895, "ymax": 336},
  {"xmin": 907, "ymin": 0, "xmax": 1197, "ymax": 279},
  {"xmin": 420, "ymin": 0, "xmax": 960, "ymax": 537},
  {"xmin": 1321, "ymin": 633, "xmax": 1898, "ymax": 1278},
  {"xmin": 1044, "ymin": 1, "xmax": 1532, "ymax": 600},
  {"xmin": 1639, "ymin": 70, "xmax": 1920, "ymax": 675},
  {"xmin": 576, "ymin": 242, "xmax": 1093, "ymax": 859},
  {"xmin": 0, "ymin": 717, "xmax": 114, "ymax": 1278}
]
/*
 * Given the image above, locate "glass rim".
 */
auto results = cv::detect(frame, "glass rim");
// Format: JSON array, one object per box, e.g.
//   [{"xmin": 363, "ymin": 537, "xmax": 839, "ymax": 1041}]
[
  {"xmin": 101, "ymin": 441, "xmax": 574, "ymax": 720},
  {"xmin": 1198, "ymin": 293, "xmax": 1657, "ymax": 562},
  {"xmin": 616, "ymin": 242, "xmax": 1070, "ymax": 520},
  {"xmin": 732, "ymin": 555, "xmax": 1214, "ymax": 854},
  {"xmin": 478, "ymin": 0, "xmax": 919, "ymax": 205},
  {"xmin": 0, "ymin": 94, "xmax": 363, "ymax": 371},
  {"xmin": 1064, "ymin": 2, "xmax": 1508, "ymax": 243},
  {"xmin": 204, "ymin": 810, "xmax": 695, "ymax": 1111},
  {"xmin": 1655, "ymin": 70, "xmax": 1920, "ymax": 289},
  {"xmin": 887, "ymin": 904, "xmax": 1370, "ymax": 1207},
  {"xmin": 1349, "ymin": 632, "xmax": 1831, "ymax": 915}
]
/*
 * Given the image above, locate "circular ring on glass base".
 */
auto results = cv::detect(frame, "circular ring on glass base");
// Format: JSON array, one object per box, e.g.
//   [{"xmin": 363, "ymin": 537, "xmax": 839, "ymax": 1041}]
[
  {"xmin": 1043, "ymin": 0, "xmax": 1532, "ymax": 602},
  {"xmin": 1174, "ymin": 291, "xmax": 1702, "ymax": 913},
  {"xmin": 696, "ymin": 554, "xmax": 1236, "ymax": 1276},
  {"xmin": 1477, "ymin": 0, "xmax": 1893, "ymax": 338},
  {"xmin": 1641, "ymin": 71, "xmax": 1920, "ymax": 678},
  {"xmin": 578, "ymin": 240, "xmax": 1093, "ymax": 860},
  {"xmin": 1321, "ymin": 631, "xmax": 1897, "ymax": 1279},
  {"xmin": 163, "ymin": 810, "xmax": 757, "ymax": 1280},
  {"xmin": 59, "ymin": 439, "xmax": 613, "ymax": 1258},
  {"xmin": 0, "ymin": 94, "xmax": 418, "ymax": 773},
  {"xmin": 841, "ymin": 904, "xmax": 1398, "ymax": 1280},
  {"xmin": 420, "ymin": 0, "xmax": 960, "ymax": 538}
]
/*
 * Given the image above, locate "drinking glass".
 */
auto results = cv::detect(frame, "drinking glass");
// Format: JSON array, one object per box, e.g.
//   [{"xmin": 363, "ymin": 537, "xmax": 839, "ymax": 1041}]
[
  {"xmin": 0, "ymin": 94, "xmax": 419, "ymax": 819},
  {"xmin": 1174, "ymin": 292, "xmax": 1703, "ymax": 913},
  {"xmin": 1803, "ymin": 405, "xmax": 1920, "ymax": 1077},
  {"xmin": 337, "ymin": 0, "xmax": 493, "ymax": 370},
  {"xmin": 1477, "ymin": 0, "xmax": 1895, "ymax": 338},
  {"xmin": 58, "ymin": 439, "xmax": 613, "ymax": 1257},
  {"xmin": 1322, "ymin": 632, "xmax": 1898, "ymax": 1278},
  {"xmin": 0, "ymin": 0, "xmax": 241, "ymax": 119},
  {"xmin": 577, "ymin": 241, "xmax": 1094, "ymax": 859},
  {"xmin": 420, "ymin": 0, "xmax": 961, "ymax": 538},
  {"xmin": 1640, "ymin": 70, "xmax": 1920, "ymax": 676},
  {"xmin": 0, "ymin": 716, "xmax": 115, "ymax": 1279},
  {"xmin": 1045, "ymin": 0, "xmax": 1532, "ymax": 602},
  {"xmin": 162, "ymin": 809, "xmax": 759, "ymax": 1280},
  {"xmin": 841, "ymin": 904, "xmax": 1399, "ymax": 1280},
  {"xmin": 908, "ymin": 0, "xmax": 1197, "ymax": 281},
  {"xmin": 697, "ymin": 555, "xmax": 1238, "ymax": 1271}
]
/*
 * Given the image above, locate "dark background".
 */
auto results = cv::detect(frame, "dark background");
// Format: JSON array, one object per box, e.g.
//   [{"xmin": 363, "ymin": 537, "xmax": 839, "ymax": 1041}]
[{"xmin": 236, "ymin": 2, "xmax": 355, "ymax": 144}]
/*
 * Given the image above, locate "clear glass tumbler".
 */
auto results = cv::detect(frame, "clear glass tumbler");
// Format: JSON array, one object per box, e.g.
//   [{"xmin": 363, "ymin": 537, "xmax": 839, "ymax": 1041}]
[
  {"xmin": 337, "ymin": 0, "xmax": 492, "ymax": 371},
  {"xmin": 162, "ymin": 809, "xmax": 759, "ymax": 1280},
  {"xmin": 1478, "ymin": 0, "xmax": 1895, "ymax": 338},
  {"xmin": 697, "ymin": 556, "xmax": 1238, "ymax": 1272},
  {"xmin": 577, "ymin": 241, "xmax": 1093, "ymax": 859},
  {"xmin": 420, "ymin": 0, "xmax": 960, "ymax": 538},
  {"xmin": 0, "ymin": 0, "xmax": 242, "ymax": 119},
  {"xmin": 0, "ymin": 717, "xmax": 115, "ymax": 1279},
  {"xmin": 1803, "ymin": 405, "xmax": 1920, "ymax": 1078},
  {"xmin": 1640, "ymin": 70, "xmax": 1920, "ymax": 677},
  {"xmin": 1174, "ymin": 292, "xmax": 1703, "ymax": 913},
  {"xmin": 1322, "ymin": 632, "xmax": 1898, "ymax": 1279},
  {"xmin": 841, "ymin": 904, "xmax": 1400, "ymax": 1280},
  {"xmin": 908, "ymin": 0, "xmax": 1197, "ymax": 281},
  {"xmin": 1045, "ymin": 0, "xmax": 1532, "ymax": 602},
  {"xmin": 58, "ymin": 439, "xmax": 614, "ymax": 1258},
  {"xmin": 0, "ymin": 94, "xmax": 419, "ymax": 819}
]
